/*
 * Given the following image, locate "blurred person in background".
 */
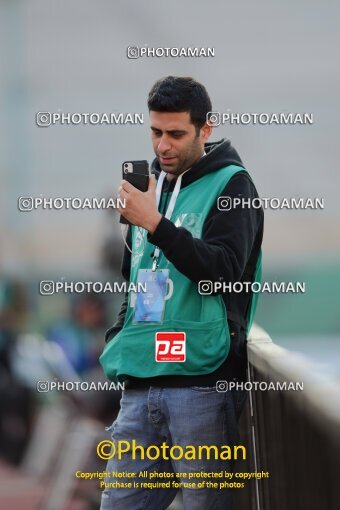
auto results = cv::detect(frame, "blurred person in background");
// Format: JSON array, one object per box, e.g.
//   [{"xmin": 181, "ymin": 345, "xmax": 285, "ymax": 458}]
[
  {"xmin": 0, "ymin": 280, "xmax": 33, "ymax": 465},
  {"xmin": 45, "ymin": 292, "xmax": 122, "ymax": 422},
  {"xmin": 46, "ymin": 292, "xmax": 105, "ymax": 375}
]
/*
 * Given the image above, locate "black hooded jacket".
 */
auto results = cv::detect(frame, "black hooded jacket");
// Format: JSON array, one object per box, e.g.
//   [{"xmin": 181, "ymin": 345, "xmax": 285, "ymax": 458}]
[{"xmin": 105, "ymin": 138, "xmax": 264, "ymax": 387}]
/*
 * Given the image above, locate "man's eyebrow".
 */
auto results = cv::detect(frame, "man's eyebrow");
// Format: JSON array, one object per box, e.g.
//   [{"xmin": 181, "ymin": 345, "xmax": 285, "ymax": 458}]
[{"xmin": 150, "ymin": 126, "xmax": 187, "ymax": 134}]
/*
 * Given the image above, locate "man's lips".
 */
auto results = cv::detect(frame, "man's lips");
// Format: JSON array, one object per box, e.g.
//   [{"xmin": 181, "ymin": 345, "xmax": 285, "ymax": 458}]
[{"xmin": 159, "ymin": 156, "xmax": 177, "ymax": 164}]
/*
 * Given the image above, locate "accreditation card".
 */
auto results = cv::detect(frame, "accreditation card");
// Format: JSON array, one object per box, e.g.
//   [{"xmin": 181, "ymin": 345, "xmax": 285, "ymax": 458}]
[{"xmin": 133, "ymin": 268, "xmax": 169, "ymax": 324}]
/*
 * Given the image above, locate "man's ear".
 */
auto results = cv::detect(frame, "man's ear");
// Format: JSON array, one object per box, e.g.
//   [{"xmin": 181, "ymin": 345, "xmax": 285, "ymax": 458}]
[{"xmin": 200, "ymin": 122, "xmax": 213, "ymax": 143}]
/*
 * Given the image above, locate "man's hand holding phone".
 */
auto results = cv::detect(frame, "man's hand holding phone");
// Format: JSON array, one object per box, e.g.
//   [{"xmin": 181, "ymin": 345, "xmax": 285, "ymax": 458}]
[{"xmin": 118, "ymin": 174, "xmax": 162, "ymax": 234}]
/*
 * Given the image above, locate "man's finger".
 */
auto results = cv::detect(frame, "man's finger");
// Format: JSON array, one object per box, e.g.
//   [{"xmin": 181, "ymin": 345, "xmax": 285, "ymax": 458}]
[
  {"xmin": 147, "ymin": 174, "xmax": 156, "ymax": 193},
  {"xmin": 120, "ymin": 179, "xmax": 136, "ymax": 193},
  {"xmin": 119, "ymin": 188, "xmax": 129, "ymax": 200}
]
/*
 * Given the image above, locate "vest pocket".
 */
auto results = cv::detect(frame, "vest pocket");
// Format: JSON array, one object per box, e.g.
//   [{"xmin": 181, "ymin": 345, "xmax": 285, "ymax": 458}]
[{"xmin": 100, "ymin": 317, "xmax": 230, "ymax": 380}]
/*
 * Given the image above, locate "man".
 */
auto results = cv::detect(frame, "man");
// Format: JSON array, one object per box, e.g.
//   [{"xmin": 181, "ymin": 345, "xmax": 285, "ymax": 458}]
[{"xmin": 100, "ymin": 76, "xmax": 263, "ymax": 510}]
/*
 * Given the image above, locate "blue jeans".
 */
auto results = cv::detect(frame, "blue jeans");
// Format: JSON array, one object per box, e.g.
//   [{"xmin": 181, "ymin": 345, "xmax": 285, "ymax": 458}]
[{"xmin": 100, "ymin": 386, "xmax": 245, "ymax": 510}]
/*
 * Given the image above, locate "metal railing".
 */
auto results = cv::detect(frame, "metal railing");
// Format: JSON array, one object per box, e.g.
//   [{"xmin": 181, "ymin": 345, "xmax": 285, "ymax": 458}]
[{"xmin": 236, "ymin": 324, "xmax": 340, "ymax": 510}]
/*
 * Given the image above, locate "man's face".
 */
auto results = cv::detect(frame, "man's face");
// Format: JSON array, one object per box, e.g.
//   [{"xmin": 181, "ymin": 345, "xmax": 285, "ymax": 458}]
[{"xmin": 149, "ymin": 111, "xmax": 211, "ymax": 178}]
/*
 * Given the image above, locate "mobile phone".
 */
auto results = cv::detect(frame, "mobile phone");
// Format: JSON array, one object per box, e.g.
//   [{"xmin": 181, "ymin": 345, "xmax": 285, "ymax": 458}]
[{"xmin": 120, "ymin": 160, "xmax": 150, "ymax": 224}]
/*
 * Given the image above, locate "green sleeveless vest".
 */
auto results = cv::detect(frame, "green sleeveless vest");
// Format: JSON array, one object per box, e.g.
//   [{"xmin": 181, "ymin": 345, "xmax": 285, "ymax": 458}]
[{"xmin": 100, "ymin": 165, "xmax": 261, "ymax": 381}]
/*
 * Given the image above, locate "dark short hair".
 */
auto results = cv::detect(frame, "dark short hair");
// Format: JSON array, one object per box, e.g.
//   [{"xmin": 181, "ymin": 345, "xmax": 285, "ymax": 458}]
[{"xmin": 147, "ymin": 76, "xmax": 212, "ymax": 134}]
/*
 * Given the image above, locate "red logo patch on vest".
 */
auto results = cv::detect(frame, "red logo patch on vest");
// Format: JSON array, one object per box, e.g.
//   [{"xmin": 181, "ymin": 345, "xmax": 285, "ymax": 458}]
[{"xmin": 155, "ymin": 332, "xmax": 186, "ymax": 362}]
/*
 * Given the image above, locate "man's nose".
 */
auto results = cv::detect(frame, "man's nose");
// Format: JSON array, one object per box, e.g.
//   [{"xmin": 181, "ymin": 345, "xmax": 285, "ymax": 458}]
[{"xmin": 157, "ymin": 135, "xmax": 172, "ymax": 153}]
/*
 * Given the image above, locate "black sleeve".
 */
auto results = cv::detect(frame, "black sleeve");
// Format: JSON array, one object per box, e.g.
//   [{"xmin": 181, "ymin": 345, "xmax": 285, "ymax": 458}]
[
  {"xmin": 105, "ymin": 228, "xmax": 132, "ymax": 343},
  {"xmin": 147, "ymin": 172, "xmax": 263, "ymax": 285}
]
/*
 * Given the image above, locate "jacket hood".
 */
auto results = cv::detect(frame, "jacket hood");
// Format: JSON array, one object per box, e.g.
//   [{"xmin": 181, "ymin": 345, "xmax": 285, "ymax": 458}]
[{"xmin": 150, "ymin": 138, "xmax": 244, "ymax": 189}]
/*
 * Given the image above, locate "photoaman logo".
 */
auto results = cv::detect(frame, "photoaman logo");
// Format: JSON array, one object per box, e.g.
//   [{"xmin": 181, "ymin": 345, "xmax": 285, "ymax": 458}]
[{"xmin": 155, "ymin": 332, "xmax": 186, "ymax": 362}]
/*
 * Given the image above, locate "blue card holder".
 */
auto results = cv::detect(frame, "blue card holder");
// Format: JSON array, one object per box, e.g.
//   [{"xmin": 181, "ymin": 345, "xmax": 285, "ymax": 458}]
[{"xmin": 133, "ymin": 269, "xmax": 169, "ymax": 324}]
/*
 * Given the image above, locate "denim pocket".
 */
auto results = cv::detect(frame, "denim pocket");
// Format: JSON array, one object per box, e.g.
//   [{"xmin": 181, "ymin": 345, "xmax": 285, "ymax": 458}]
[
  {"xmin": 232, "ymin": 389, "xmax": 248, "ymax": 420},
  {"xmin": 190, "ymin": 385, "xmax": 217, "ymax": 392}
]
